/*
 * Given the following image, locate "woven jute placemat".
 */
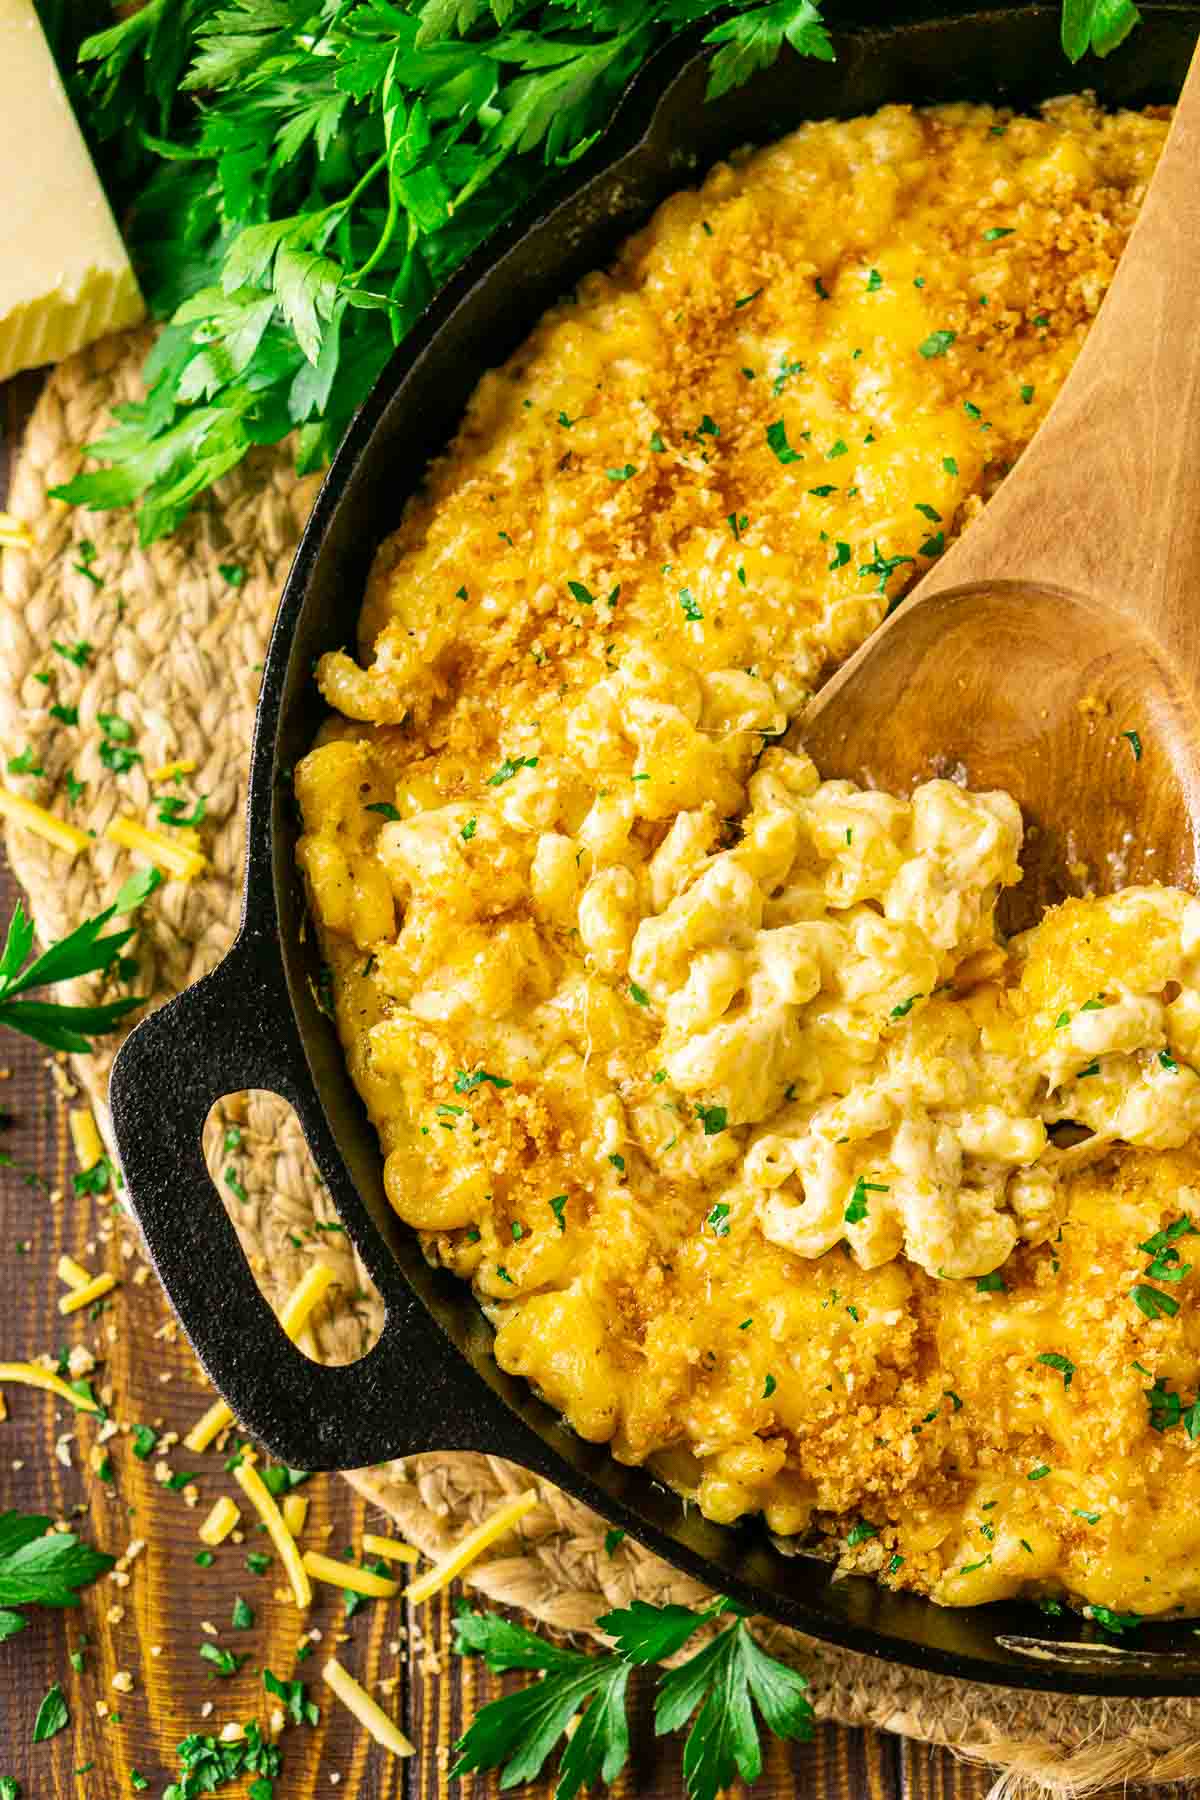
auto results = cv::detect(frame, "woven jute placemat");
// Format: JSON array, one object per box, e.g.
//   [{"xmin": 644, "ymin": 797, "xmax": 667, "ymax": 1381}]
[{"xmin": 3, "ymin": 333, "xmax": 1199, "ymax": 1795}]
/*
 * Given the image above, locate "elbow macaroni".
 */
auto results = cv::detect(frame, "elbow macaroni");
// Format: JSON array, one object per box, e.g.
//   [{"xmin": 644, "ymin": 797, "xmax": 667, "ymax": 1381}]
[{"xmin": 296, "ymin": 96, "xmax": 1200, "ymax": 1617}]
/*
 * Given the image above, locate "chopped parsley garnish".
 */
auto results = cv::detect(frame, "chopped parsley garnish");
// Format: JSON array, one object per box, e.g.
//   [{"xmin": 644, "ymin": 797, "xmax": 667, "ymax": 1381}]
[
  {"xmin": 828, "ymin": 541, "xmax": 850, "ymax": 570},
  {"xmin": 918, "ymin": 330, "xmax": 956, "ymax": 359},
  {"xmin": 49, "ymin": 703, "xmax": 78, "ymax": 726},
  {"xmin": 486, "ymin": 754, "xmax": 538, "ymax": 786},
  {"xmin": 826, "ymin": 438, "xmax": 848, "ymax": 459},
  {"xmin": 604, "ymin": 1528, "xmax": 626, "ymax": 1556},
  {"xmin": 858, "ymin": 542, "xmax": 915, "ymax": 596},
  {"xmin": 1020, "ymin": 383, "xmax": 1035, "ymax": 403},
  {"xmin": 763, "ymin": 1373, "xmax": 777, "ymax": 1398},
  {"xmin": 727, "ymin": 512, "xmax": 748, "ymax": 539},
  {"xmin": 1076, "ymin": 1060, "xmax": 1101, "ymax": 1079},
  {"xmin": 844, "ymin": 1175, "xmax": 888, "ymax": 1225},
  {"xmin": 608, "ymin": 1153, "xmax": 625, "ymax": 1173},
  {"xmin": 218, "ymin": 562, "xmax": 246, "ymax": 588},
  {"xmin": 734, "ymin": 288, "xmax": 762, "ymax": 309},
  {"xmin": 365, "ymin": 801, "xmax": 401, "ymax": 821},
  {"xmin": 1027, "ymin": 1465, "xmax": 1052, "ymax": 1481},
  {"xmin": 808, "ymin": 484, "xmax": 837, "ymax": 497},
  {"xmin": 453, "ymin": 1068, "xmax": 513, "ymax": 1094},
  {"xmin": 694, "ymin": 1103, "xmax": 727, "ymax": 1136},
  {"xmin": 914, "ymin": 502, "xmax": 942, "ymax": 522},
  {"xmin": 628, "ymin": 982, "xmax": 650, "ymax": 1007},
  {"xmin": 649, "ymin": 430, "xmax": 666, "ymax": 452},
  {"xmin": 983, "ymin": 226, "xmax": 1014, "ymax": 240},
  {"xmin": 1122, "ymin": 729, "xmax": 1143, "ymax": 760},
  {"xmin": 200, "ymin": 1642, "xmax": 248, "ymax": 1678},
  {"xmin": 131, "ymin": 1424, "xmax": 158, "ymax": 1460},
  {"xmin": 52, "ymin": 639, "xmax": 92, "ymax": 668},
  {"xmin": 567, "ymin": 580, "xmax": 595, "ymax": 606},
  {"xmin": 157, "ymin": 794, "xmax": 208, "ymax": 827},
  {"xmin": 679, "ymin": 589, "xmax": 703, "ymax": 622},
  {"xmin": 919, "ymin": 531, "xmax": 944, "ymax": 557},
  {"xmin": 772, "ymin": 357, "xmax": 804, "ymax": 395},
  {"xmin": 890, "ymin": 995, "xmax": 921, "ymax": 1019},
  {"xmin": 975, "ymin": 1271, "xmax": 1007, "ymax": 1293},
  {"xmin": 943, "ymin": 456, "xmax": 959, "ymax": 475},
  {"xmin": 866, "ymin": 269, "xmax": 883, "ymax": 292},
  {"xmin": 1160, "ymin": 1049, "xmax": 1179, "ymax": 1071},
  {"xmin": 1131, "ymin": 1283, "xmax": 1180, "ymax": 1320},
  {"xmin": 1037, "ymin": 1352, "xmax": 1074, "ymax": 1388},
  {"xmin": 706, "ymin": 1203, "xmax": 731, "ymax": 1237},
  {"xmin": 549, "ymin": 1195, "xmax": 567, "ymax": 1231},
  {"xmin": 845, "ymin": 1520, "xmax": 877, "ymax": 1547},
  {"xmin": 606, "ymin": 464, "xmax": 636, "ymax": 481},
  {"xmin": 765, "ymin": 419, "xmax": 802, "ymax": 464}
]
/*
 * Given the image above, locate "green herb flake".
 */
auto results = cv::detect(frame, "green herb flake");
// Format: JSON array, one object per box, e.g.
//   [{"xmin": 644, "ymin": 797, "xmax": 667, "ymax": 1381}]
[
  {"xmin": 765, "ymin": 420, "xmax": 802, "ymax": 465},
  {"xmin": 1037, "ymin": 1351, "xmax": 1075, "ymax": 1389}
]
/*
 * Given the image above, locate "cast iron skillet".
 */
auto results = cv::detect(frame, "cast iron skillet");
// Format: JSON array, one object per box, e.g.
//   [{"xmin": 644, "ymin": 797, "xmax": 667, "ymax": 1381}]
[{"xmin": 109, "ymin": 0, "xmax": 1200, "ymax": 1695}]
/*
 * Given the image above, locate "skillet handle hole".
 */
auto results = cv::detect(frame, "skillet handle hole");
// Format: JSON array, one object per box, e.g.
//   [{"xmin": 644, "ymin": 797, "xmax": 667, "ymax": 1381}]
[{"xmin": 204, "ymin": 1089, "xmax": 382, "ymax": 1367}]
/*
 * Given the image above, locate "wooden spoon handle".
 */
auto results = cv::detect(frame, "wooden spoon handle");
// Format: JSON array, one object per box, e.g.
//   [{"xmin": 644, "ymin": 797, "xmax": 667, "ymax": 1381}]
[{"xmin": 919, "ymin": 39, "xmax": 1200, "ymax": 674}]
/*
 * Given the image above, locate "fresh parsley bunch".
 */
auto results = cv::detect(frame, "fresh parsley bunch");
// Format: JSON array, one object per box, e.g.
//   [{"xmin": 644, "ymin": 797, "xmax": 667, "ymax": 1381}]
[
  {"xmin": 0, "ymin": 868, "xmax": 157, "ymax": 1052},
  {"xmin": 453, "ymin": 1594, "xmax": 815, "ymax": 1800},
  {"xmin": 44, "ymin": 0, "xmax": 1137, "ymax": 544}
]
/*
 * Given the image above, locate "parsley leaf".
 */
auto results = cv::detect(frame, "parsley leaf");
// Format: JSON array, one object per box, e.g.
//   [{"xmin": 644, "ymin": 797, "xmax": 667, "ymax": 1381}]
[
  {"xmin": 0, "ymin": 1514, "xmax": 114, "ymax": 1613},
  {"xmin": 33, "ymin": 1683, "xmax": 69, "ymax": 1743},
  {"xmin": 652, "ymin": 1609, "xmax": 814, "ymax": 1800},
  {"xmin": 452, "ymin": 1609, "xmax": 631, "ymax": 1800},
  {"xmin": 0, "ymin": 878, "xmax": 154, "ymax": 1052},
  {"xmin": 1061, "ymin": 0, "xmax": 1141, "ymax": 61}
]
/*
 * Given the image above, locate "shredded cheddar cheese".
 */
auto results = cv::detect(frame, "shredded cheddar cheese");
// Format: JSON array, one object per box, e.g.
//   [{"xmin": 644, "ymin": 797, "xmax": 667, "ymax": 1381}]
[
  {"xmin": 184, "ymin": 1397, "xmax": 233, "ymax": 1455},
  {"xmin": 56, "ymin": 1254, "xmax": 92, "ymax": 1291},
  {"xmin": 361, "ymin": 1532, "xmax": 420, "ymax": 1565},
  {"xmin": 404, "ymin": 1489, "xmax": 538, "ymax": 1606},
  {"xmin": 198, "ymin": 1496, "xmax": 241, "ymax": 1547},
  {"xmin": 0, "ymin": 1362, "xmax": 101, "ymax": 1412},
  {"xmin": 0, "ymin": 786, "xmax": 90, "ymax": 856},
  {"xmin": 321, "ymin": 1658, "xmax": 415, "ymax": 1757},
  {"xmin": 302, "ymin": 1550, "xmax": 400, "ymax": 1598},
  {"xmin": 281, "ymin": 1493, "xmax": 308, "ymax": 1538},
  {"xmin": 232, "ymin": 1460, "xmax": 312, "ymax": 1609},
  {"xmin": 105, "ymin": 816, "xmax": 207, "ymax": 881},
  {"xmin": 149, "ymin": 759, "xmax": 197, "ymax": 782},
  {"xmin": 69, "ymin": 1106, "xmax": 106, "ymax": 1173},
  {"xmin": 58, "ymin": 1271, "xmax": 116, "ymax": 1315}
]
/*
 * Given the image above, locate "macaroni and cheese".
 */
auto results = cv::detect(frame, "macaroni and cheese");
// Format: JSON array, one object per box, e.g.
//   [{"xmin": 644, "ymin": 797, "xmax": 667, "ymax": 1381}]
[{"xmin": 298, "ymin": 96, "xmax": 1200, "ymax": 1616}]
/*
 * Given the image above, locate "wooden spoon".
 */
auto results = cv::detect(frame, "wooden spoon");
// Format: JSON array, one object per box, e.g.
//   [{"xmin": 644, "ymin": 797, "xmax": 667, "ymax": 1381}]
[{"xmin": 801, "ymin": 46, "xmax": 1200, "ymax": 933}]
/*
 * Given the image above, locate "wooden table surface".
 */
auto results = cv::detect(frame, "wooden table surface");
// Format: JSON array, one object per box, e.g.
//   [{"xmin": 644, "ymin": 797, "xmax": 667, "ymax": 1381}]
[{"xmin": 0, "ymin": 371, "xmax": 998, "ymax": 1800}]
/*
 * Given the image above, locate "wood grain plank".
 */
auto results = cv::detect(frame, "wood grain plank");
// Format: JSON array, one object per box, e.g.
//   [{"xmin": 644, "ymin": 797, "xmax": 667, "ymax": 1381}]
[{"xmin": 0, "ymin": 366, "xmax": 983, "ymax": 1799}]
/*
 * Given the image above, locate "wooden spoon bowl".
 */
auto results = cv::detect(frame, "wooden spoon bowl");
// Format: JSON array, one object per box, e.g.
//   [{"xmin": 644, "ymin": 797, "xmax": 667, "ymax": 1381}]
[
  {"xmin": 804, "ymin": 580, "xmax": 1200, "ymax": 932},
  {"xmin": 801, "ymin": 41, "xmax": 1200, "ymax": 929}
]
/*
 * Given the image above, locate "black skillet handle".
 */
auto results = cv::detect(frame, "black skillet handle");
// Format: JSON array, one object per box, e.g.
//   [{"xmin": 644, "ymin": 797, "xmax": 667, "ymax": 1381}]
[{"xmin": 108, "ymin": 928, "xmax": 502, "ymax": 1471}]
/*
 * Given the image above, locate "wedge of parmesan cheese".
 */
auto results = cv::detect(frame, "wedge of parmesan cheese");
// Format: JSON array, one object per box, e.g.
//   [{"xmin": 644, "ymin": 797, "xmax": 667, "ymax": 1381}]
[{"xmin": 0, "ymin": 0, "xmax": 144, "ymax": 378}]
